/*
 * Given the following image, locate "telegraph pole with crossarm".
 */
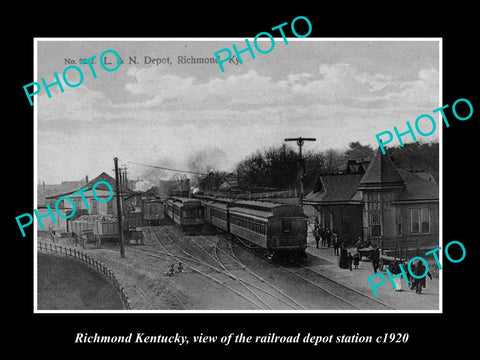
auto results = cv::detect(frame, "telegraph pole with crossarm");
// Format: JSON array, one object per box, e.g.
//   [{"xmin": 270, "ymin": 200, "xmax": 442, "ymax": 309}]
[
  {"xmin": 284, "ymin": 137, "xmax": 316, "ymax": 207},
  {"xmin": 114, "ymin": 157, "xmax": 126, "ymax": 258}
]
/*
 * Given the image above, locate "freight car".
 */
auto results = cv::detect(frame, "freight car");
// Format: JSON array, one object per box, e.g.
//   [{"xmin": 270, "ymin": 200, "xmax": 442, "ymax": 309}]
[
  {"xmin": 200, "ymin": 197, "xmax": 307, "ymax": 256},
  {"xmin": 165, "ymin": 197, "xmax": 205, "ymax": 231},
  {"xmin": 142, "ymin": 199, "xmax": 165, "ymax": 226}
]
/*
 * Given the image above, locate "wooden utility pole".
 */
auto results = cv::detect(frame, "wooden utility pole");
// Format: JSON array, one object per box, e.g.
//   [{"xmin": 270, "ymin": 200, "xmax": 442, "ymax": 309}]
[
  {"xmin": 122, "ymin": 164, "xmax": 128, "ymax": 188},
  {"xmin": 284, "ymin": 137, "xmax": 316, "ymax": 207},
  {"xmin": 114, "ymin": 157, "xmax": 125, "ymax": 258}
]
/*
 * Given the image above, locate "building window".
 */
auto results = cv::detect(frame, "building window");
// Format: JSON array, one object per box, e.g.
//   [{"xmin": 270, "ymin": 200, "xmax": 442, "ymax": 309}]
[
  {"xmin": 107, "ymin": 200, "xmax": 113, "ymax": 214},
  {"xmin": 90, "ymin": 199, "xmax": 98, "ymax": 214},
  {"xmin": 370, "ymin": 210, "xmax": 381, "ymax": 237},
  {"xmin": 410, "ymin": 208, "xmax": 431, "ymax": 235},
  {"xmin": 411, "ymin": 209, "xmax": 420, "ymax": 234},
  {"xmin": 421, "ymin": 208, "xmax": 431, "ymax": 234},
  {"xmin": 396, "ymin": 210, "xmax": 402, "ymax": 236}
]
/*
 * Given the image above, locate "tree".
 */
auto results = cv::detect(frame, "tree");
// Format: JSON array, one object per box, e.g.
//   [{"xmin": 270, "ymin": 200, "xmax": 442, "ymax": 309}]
[{"xmin": 344, "ymin": 141, "xmax": 375, "ymax": 161}]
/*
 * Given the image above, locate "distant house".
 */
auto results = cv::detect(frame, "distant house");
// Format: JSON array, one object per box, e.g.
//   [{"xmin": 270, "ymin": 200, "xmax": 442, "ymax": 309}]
[
  {"xmin": 304, "ymin": 149, "xmax": 439, "ymax": 252},
  {"xmin": 219, "ymin": 174, "xmax": 241, "ymax": 195}
]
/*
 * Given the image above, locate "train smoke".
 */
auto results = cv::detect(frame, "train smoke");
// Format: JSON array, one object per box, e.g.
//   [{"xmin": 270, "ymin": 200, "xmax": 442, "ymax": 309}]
[{"xmin": 186, "ymin": 146, "xmax": 229, "ymax": 174}]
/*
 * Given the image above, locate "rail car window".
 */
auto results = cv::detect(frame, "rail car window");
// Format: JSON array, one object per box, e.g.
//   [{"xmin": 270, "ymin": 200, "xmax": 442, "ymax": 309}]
[
  {"xmin": 182, "ymin": 207, "xmax": 203, "ymax": 218},
  {"xmin": 231, "ymin": 215, "xmax": 266, "ymax": 236},
  {"xmin": 211, "ymin": 209, "xmax": 227, "ymax": 221}
]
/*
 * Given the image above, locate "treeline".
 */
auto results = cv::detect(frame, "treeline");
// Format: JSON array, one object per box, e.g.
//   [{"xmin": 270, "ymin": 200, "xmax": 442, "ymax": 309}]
[{"xmin": 195, "ymin": 141, "xmax": 439, "ymax": 193}]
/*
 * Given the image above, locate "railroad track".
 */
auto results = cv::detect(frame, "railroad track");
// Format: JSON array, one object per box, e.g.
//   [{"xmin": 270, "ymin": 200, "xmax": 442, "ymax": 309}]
[
  {"xmin": 138, "ymin": 227, "xmax": 293, "ymax": 310},
  {"xmin": 136, "ymin": 227, "xmax": 394, "ymax": 310},
  {"xmin": 228, "ymin": 234, "xmax": 395, "ymax": 311},
  {"xmin": 197, "ymin": 234, "xmax": 306, "ymax": 310},
  {"xmin": 146, "ymin": 227, "xmax": 305, "ymax": 310},
  {"xmin": 287, "ymin": 262, "xmax": 394, "ymax": 310}
]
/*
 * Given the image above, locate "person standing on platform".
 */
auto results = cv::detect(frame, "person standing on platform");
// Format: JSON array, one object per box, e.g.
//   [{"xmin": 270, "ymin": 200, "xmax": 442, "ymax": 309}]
[
  {"xmin": 372, "ymin": 246, "xmax": 380, "ymax": 273},
  {"xmin": 314, "ymin": 227, "xmax": 320, "ymax": 249},
  {"xmin": 389, "ymin": 260, "xmax": 403, "ymax": 291},
  {"xmin": 326, "ymin": 228, "xmax": 332, "ymax": 247},
  {"xmin": 339, "ymin": 243, "xmax": 348, "ymax": 269},
  {"xmin": 353, "ymin": 253, "xmax": 360, "ymax": 269},
  {"xmin": 333, "ymin": 232, "xmax": 339, "ymax": 255},
  {"xmin": 414, "ymin": 260, "xmax": 432, "ymax": 294},
  {"xmin": 347, "ymin": 252, "xmax": 353, "ymax": 271}
]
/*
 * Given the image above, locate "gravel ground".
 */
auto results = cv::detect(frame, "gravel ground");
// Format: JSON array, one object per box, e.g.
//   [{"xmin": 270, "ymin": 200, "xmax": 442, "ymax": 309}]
[{"xmin": 37, "ymin": 229, "xmax": 439, "ymax": 311}]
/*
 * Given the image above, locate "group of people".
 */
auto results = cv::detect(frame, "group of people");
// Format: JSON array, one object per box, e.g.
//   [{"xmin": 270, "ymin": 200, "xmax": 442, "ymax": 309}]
[
  {"xmin": 165, "ymin": 262, "xmax": 184, "ymax": 276},
  {"xmin": 312, "ymin": 223, "xmax": 433, "ymax": 294},
  {"xmin": 389, "ymin": 259, "xmax": 432, "ymax": 294},
  {"xmin": 339, "ymin": 244, "xmax": 360, "ymax": 271},
  {"xmin": 313, "ymin": 225, "xmax": 339, "ymax": 254},
  {"xmin": 312, "ymin": 224, "xmax": 360, "ymax": 271}
]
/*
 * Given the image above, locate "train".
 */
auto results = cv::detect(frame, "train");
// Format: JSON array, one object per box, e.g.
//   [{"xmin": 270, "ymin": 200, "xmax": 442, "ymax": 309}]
[
  {"xmin": 142, "ymin": 199, "xmax": 165, "ymax": 226},
  {"xmin": 162, "ymin": 195, "xmax": 307, "ymax": 256},
  {"xmin": 165, "ymin": 197, "xmax": 205, "ymax": 230}
]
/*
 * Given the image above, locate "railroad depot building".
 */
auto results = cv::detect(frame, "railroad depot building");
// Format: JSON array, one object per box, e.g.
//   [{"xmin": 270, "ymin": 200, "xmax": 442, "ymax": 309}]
[{"xmin": 304, "ymin": 149, "xmax": 439, "ymax": 253}]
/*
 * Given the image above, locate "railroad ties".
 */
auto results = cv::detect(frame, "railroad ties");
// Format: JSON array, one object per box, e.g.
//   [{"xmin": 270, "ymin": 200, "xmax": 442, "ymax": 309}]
[{"xmin": 133, "ymin": 226, "xmax": 394, "ymax": 311}]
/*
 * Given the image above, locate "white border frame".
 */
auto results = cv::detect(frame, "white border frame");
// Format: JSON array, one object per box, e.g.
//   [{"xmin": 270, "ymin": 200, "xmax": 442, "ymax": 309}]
[{"xmin": 33, "ymin": 37, "xmax": 443, "ymax": 314}]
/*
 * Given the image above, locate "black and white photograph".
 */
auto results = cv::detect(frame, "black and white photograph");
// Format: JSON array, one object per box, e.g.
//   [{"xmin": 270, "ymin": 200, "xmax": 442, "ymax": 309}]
[
  {"xmin": 33, "ymin": 39, "xmax": 441, "ymax": 312},
  {"xmin": 8, "ymin": 7, "xmax": 478, "ymax": 355}
]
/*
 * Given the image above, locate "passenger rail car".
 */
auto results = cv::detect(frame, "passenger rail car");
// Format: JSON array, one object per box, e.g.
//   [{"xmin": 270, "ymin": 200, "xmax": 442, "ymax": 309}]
[
  {"xmin": 199, "ymin": 197, "xmax": 307, "ymax": 255},
  {"xmin": 229, "ymin": 200, "xmax": 307, "ymax": 253},
  {"xmin": 165, "ymin": 197, "xmax": 205, "ymax": 229},
  {"xmin": 205, "ymin": 198, "xmax": 234, "ymax": 233},
  {"xmin": 142, "ymin": 199, "xmax": 165, "ymax": 225}
]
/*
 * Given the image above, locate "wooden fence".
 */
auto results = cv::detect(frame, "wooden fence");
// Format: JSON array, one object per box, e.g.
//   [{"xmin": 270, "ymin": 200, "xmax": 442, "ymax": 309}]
[{"xmin": 37, "ymin": 242, "xmax": 131, "ymax": 310}]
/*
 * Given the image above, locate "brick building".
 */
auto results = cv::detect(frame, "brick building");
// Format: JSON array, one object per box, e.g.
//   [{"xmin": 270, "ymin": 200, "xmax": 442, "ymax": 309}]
[{"xmin": 304, "ymin": 149, "xmax": 439, "ymax": 253}]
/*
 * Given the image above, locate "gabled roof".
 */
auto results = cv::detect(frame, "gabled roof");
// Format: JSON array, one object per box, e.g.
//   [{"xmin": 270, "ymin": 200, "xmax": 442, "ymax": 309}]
[
  {"xmin": 358, "ymin": 149, "xmax": 404, "ymax": 190},
  {"xmin": 304, "ymin": 159, "xmax": 438, "ymax": 205},
  {"xmin": 393, "ymin": 169, "xmax": 439, "ymax": 203},
  {"xmin": 304, "ymin": 174, "xmax": 363, "ymax": 204},
  {"xmin": 84, "ymin": 172, "xmax": 134, "ymax": 194},
  {"xmin": 46, "ymin": 172, "xmax": 134, "ymax": 199}
]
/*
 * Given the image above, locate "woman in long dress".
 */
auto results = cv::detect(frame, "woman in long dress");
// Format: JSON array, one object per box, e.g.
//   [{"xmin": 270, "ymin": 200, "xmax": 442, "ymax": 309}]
[
  {"xmin": 390, "ymin": 260, "xmax": 403, "ymax": 291},
  {"xmin": 339, "ymin": 244, "xmax": 348, "ymax": 269}
]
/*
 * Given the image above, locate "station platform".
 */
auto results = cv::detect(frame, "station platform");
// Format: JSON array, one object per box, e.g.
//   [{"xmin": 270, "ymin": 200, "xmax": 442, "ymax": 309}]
[{"xmin": 303, "ymin": 233, "xmax": 440, "ymax": 311}]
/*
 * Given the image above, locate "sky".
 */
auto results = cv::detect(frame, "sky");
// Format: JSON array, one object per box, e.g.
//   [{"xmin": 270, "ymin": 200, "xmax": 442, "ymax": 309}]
[{"xmin": 35, "ymin": 39, "xmax": 440, "ymax": 185}]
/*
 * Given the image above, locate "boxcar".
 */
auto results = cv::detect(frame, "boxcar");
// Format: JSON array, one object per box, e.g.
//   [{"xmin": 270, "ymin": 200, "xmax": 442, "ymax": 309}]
[
  {"xmin": 228, "ymin": 200, "xmax": 307, "ymax": 253},
  {"xmin": 142, "ymin": 199, "xmax": 165, "ymax": 225}
]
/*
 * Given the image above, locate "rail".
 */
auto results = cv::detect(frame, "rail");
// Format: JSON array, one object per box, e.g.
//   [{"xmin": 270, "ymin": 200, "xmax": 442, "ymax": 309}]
[{"xmin": 37, "ymin": 242, "xmax": 131, "ymax": 310}]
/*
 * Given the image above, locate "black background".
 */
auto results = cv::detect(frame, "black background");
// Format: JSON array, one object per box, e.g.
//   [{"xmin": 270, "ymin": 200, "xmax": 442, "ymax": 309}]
[{"xmin": 7, "ymin": 4, "xmax": 477, "ymax": 356}]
